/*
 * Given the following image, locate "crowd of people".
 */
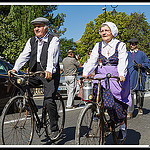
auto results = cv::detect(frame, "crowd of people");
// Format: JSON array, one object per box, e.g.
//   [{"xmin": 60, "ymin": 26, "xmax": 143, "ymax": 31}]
[{"xmin": 8, "ymin": 16, "xmax": 150, "ymax": 143}]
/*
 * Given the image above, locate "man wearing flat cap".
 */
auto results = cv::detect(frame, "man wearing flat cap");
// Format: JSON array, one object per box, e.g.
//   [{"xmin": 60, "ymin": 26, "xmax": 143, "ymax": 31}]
[
  {"xmin": 127, "ymin": 38, "xmax": 150, "ymax": 118},
  {"xmin": 10, "ymin": 17, "xmax": 60, "ymax": 140}
]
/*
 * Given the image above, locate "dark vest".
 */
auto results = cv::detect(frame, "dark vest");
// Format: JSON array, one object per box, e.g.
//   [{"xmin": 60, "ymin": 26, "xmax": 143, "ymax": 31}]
[
  {"xmin": 29, "ymin": 34, "xmax": 54, "ymax": 72},
  {"xmin": 98, "ymin": 41, "xmax": 121, "ymax": 66},
  {"xmin": 95, "ymin": 41, "xmax": 121, "ymax": 74}
]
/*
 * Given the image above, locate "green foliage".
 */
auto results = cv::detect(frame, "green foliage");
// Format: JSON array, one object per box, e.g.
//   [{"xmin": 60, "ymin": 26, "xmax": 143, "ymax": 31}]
[
  {"xmin": 77, "ymin": 11, "xmax": 150, "ymax": 65},
  {"xmin": 0, "ymin": 5, "xmax": 66, "ymax": 70},
  {"xmin": 59, "ymin": 37, "xmax": 77, "ymax": 60}
]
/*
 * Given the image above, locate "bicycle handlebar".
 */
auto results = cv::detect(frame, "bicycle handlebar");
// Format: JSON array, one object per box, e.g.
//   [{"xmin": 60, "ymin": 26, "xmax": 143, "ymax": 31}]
[
  {"xmin": 80, "ymin": 73, "xmax": 120, "ymax": 81},
  {"xmin": 9, "ymin": 71, "xmax": 45, "ymax": 78},
  {"xmin": 8, "ymin": 71, "xmax": 45, "ymax": 86}
]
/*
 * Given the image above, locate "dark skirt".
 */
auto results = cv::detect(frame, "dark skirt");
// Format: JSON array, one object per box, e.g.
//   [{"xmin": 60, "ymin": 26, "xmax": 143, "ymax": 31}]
[
  {"xmin": 93, "ymin": 83, "xmax": 128, "ymax": 124},
  {"xmin": 107, "ymin": 98, "xmax": 128, "ymax": 124}
]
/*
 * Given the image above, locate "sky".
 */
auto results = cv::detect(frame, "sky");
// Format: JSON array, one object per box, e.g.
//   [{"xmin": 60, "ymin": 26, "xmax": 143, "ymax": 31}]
[{"xmin": 52, "ymin": 3, "xmax": 150, "ymax": 42}]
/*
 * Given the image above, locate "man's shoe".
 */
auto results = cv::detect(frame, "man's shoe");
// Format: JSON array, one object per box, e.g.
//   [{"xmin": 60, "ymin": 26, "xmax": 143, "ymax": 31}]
[{"xmin": 50, "ymin": 130, "xmax": 60, "ymax": 141}]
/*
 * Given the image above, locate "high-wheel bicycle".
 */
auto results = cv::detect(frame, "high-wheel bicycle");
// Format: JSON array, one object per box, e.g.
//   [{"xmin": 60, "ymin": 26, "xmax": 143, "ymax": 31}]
[
  {"xmin": 75, "ymin": 73, "xmax": 127, "ymax": 145},
  {"xmin": 0, "ymin": 71, "xmax": 65, "ymax": 145}
]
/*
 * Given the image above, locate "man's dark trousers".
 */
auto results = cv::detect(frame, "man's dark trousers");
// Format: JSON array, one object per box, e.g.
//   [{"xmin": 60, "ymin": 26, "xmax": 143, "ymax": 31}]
[{"xmin": 29, "ymin": 63, "xmax": 60, "ymax": 132}]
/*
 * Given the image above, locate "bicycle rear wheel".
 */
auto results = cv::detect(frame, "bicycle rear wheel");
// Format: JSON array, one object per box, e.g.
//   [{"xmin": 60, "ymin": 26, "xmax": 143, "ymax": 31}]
[
  {"xmin": 75, "ymin": 103, "xmax": 105, "ymax": 145},
  {"xmin": 0, "ymin": 96, "xmax": 34, "ymax": 145},
  {"xmin": 44, "ymin": 92, "xmax": 65, "ymax": 141}
]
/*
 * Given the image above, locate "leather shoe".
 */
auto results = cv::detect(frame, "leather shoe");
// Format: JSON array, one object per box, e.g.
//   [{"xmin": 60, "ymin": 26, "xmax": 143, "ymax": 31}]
[{"xmin": 50, "ymin": 130, "xmax": 60, "ymax": 141}]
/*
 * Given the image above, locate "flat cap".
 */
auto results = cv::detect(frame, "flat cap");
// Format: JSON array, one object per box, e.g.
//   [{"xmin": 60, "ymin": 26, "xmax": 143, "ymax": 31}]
[
  {"xmin": 31, "ymin": 17, "xmax": 49, "ymax": 25},
  {"xmin": 128, "ymin": 38, "xmax": 138, "ymax": 43}
]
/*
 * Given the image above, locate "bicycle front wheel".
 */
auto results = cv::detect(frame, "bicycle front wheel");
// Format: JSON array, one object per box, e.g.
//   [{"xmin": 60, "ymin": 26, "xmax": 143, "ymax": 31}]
[
  {"xmin": 0, "ymin": 96, "xmax": 34, "ymax": 145},
  {"xmin": 75, "ymin": 103, "xmax": 105, "ymax": 145}
]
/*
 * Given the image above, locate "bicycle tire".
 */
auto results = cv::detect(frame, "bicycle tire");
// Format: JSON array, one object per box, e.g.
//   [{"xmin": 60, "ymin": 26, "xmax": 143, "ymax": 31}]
[
  {"xmin": 75, "ymin": 103, "xmax": 105, "ymax": 145},
  {"xmin": 44, "ymin": 92, "xmax": 65, "ymax": 141},
  {"xmin": 0, "ymin": 96, "xmax": 34, "ymax": 145}
]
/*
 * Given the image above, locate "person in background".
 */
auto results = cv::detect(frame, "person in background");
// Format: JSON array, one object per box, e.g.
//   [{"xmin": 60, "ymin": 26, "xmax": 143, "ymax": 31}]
[
  {"xmin": 9, "ymin": 17, "xmax": 60, "ymax": 140},
  {"xmin": 127, "ymin": 38, "xmax": 150, "ymax": 118},
  {"xmin": 82, "ymin": 22, "xmax": 132, "ymax": 143},
  {"xmin": 62, "ymin": 50, "xmax": 81, "ymax": 109}
]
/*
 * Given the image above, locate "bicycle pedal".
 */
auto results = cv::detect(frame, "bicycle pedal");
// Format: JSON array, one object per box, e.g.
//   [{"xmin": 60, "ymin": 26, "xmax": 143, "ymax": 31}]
[{"xmin": 36, "ymin": 128, "xmax": 41, "ymax": 135}]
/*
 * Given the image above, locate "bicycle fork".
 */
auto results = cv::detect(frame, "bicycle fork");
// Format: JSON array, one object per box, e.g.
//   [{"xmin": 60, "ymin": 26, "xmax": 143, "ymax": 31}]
[
  {"xmin": 96, "ymin": 81, "xmax": 102, "ymax": 115},
  {"xmin": 26, "ymin": 94, "xmax": 45, "ymax": 137}
]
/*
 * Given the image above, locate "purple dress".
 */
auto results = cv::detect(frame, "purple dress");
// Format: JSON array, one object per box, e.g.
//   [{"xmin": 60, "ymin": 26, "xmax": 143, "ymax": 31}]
[{"xmin": 93, "ymin": 42, "xmax": 132, "ymax": 123}]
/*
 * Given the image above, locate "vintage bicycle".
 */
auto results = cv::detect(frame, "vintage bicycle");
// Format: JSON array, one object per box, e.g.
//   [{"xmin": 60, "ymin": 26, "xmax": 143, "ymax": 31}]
[
  {"xmin": 0, "ymin": 71, "xmax": 65, "ymax": 145},
  {"xmin": 75, "ymin": 73, "xmax": 127, "ymax": 145}
]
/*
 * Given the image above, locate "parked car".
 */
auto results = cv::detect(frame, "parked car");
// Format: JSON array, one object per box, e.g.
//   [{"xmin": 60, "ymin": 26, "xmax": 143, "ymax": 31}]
[
  {"xmin": 58, "ymin": 67, "xmax": 83, "ymax": 97},
  {"xmin": 0, "ymin": 58, "xmax": 24, "ymax": 113}
]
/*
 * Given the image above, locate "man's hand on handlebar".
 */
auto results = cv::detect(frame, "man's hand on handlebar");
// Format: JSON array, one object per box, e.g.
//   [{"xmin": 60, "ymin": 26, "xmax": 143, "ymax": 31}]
[
  {"xmin": 8, "ymin": 69, "xmax": 17, "ymax": 77},
  {"xmin": 44, "ymin": 71, "xmax": 52, "ymax": 80}
]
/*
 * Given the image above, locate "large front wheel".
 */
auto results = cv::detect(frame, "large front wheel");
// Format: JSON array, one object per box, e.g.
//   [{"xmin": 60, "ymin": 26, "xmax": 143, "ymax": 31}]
[
  {"xmin": 0, "ymin": 96, "xmax": 34, "ymax": 145},
  {"xmin": 75, "ymin": 103, "xmax": 105, "ymax": 145}
]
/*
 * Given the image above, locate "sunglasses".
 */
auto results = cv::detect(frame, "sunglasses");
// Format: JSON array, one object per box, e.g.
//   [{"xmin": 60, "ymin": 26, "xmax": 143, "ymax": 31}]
[{"xmin": 130, "ymin": 43, "xmax": 137, "ymax": 46}]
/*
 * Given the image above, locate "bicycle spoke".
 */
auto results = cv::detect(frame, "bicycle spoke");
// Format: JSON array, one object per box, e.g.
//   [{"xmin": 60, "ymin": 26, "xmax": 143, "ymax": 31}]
[{"xmin": 75, "ymin": 103, "xmax": 102, "ymax": 145}]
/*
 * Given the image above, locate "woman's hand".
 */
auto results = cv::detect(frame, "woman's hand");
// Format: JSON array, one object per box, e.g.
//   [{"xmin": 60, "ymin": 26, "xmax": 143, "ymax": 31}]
[{"xmin": 119, "ymin": 76, "xmax": 125, "ymax": 82}]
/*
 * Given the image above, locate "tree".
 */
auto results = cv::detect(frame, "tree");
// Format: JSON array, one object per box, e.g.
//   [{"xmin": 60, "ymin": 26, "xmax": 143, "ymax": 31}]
[
  {"xmin": 0, "ymin": 5, "xmax": 66, "ymax": 66},
  {"xmin": 59, "ymin": 37, "xmax": 77, "ymax": 60},
  {"xmin": 77, "ymin": 11, "xmax": 150, "ymax": 65}
]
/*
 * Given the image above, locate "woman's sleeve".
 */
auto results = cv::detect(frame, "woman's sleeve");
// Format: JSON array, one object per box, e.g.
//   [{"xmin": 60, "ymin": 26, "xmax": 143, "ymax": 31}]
[
  {"xmin": 83, "ymin": 43, "xmax": 99, "ymax": 76},
  {"xmin": 117, "ymin": 42, "xmax": 128, "ymax": 77}
]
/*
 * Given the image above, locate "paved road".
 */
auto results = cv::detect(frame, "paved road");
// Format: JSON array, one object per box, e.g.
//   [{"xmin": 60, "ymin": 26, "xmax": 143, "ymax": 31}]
[
  {"xmin": 32, "ymin": 94, "xmax": 150, "ymax": 147},
  {"xmin": 0, "ymin": 93, "xmax": 150, "ymax": 147}
]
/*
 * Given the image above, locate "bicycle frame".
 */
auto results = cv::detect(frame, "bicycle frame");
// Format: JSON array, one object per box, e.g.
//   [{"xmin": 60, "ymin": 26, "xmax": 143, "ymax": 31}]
[
  {"xmin": 0, "ymin": 71, "xmax": 65, "ymax": 145},
  {"xmin": 9, "ymin": 71, "xmax": 48, "ymax": 136},
  {"xmin": 82, "ymin": 74, "xmax": 121, "ymax": 133}
]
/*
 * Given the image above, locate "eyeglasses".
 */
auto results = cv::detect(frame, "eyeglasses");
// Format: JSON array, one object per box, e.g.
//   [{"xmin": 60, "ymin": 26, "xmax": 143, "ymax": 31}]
[
  {"xmin": 99, "ymin": 29, "xmax": 111, "ymax": 33},
  {"xmin": 130, "ymin": 43, "xmax": 137, "ymax": 46}
]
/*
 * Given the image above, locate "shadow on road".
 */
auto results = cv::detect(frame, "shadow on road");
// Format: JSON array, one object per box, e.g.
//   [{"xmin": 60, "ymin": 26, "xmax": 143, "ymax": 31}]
[
  {"xmin": 104, "ymin": 129, "xmax": 141, "ymax": 145},
  {"xmin": 40, "ymin": 126, "xmax": 141, "ymax": 145},
  {"xmin": 55, "ymin": 127, "xmax": 76, "ymax": 145},
  {"xmin": 133, "ymin": 107, "xmax": 150, "ymax": 118},
  {"xmin": 40, "ymin": 127, "xmax": 76, "ymax": 145},
  {"xmin": 124, "ymin": 129, "xmax": 141, "ymax": 145}
]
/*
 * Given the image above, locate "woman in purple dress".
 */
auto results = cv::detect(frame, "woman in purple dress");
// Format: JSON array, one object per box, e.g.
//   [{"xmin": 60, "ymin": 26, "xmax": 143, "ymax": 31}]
[{"xmin": 82, "ymin": 22, "xmax": 132, "ymax": 142}]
